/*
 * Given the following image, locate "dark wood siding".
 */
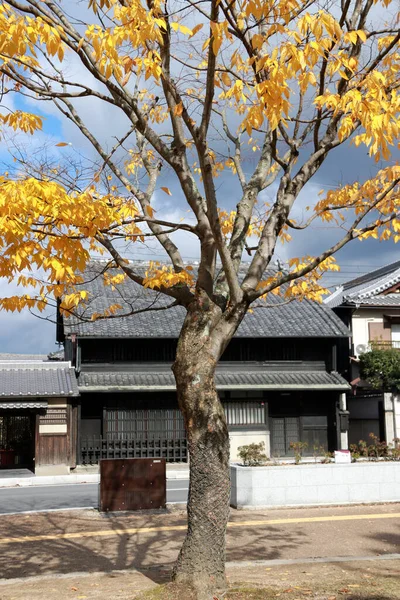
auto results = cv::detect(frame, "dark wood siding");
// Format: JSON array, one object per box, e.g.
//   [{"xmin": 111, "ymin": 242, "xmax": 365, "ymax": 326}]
[{"xmin": 79, "ymin": 337, "xmax": 339, "ymax": 369}]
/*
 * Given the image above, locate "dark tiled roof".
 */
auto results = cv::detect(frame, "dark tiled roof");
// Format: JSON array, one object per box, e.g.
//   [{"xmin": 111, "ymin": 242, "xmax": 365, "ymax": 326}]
[
  {"xmin": 345, "ymin": 294, "xmax": 400, "ymax": 307},
  {"xmin": 78, "ymin": 366, "xmax": 349, "ymax": 391},
  {"xmin": 0, "ymin": 361, "xmax": 79, "ymax": 397},
  {"xmin": 64, "ymin": 262, "xmax": 349, "ymax": 338},
  {"xmin": 325, "ymin": 260, "xmax": 400, "ymax": 308}
]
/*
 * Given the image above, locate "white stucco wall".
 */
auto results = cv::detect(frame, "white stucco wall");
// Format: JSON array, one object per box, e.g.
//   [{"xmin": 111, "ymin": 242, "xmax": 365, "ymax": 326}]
[
  {"xmin": 386, "ymin": 393, "xmax": 400, "ymax": 442},
  {"xmin": 352, "ymin": 309, "xmax": 386, "ymax": 355},
  {"xmin": 229, "ymin": 430, "xmax": 270, "ymax": 462},
  {"xmin": 231, "ymin": 462, "xmax": 400, "ymax": 508},
  {"xmin": 395, "ymin": 394, "xmax": 400, "ymax": 440}
]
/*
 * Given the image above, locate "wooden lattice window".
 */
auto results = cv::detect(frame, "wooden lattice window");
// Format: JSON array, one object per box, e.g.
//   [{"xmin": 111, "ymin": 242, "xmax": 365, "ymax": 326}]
[{"xmin": 40, "ymin": 408, "xmax": 68, "ymax": 425}]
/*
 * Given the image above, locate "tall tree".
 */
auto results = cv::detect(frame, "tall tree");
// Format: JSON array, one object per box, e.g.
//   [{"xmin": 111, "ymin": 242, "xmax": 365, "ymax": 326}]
[{"xmin": 0, "ymin": 0, "xmax": 399, "ymax": 595}]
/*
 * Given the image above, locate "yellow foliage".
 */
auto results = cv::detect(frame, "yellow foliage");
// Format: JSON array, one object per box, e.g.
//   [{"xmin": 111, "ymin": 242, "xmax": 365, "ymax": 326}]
[
  {"xmin": 0, "ymin": 111, "xmax": 42, "ymax": 135},
  {"xmin": 0, "ymin": 0, "xmax": 398, "ymax": 315},
  {"xmin": 143, "ymin": 263, "xmax": 194, "ymax": 290}
]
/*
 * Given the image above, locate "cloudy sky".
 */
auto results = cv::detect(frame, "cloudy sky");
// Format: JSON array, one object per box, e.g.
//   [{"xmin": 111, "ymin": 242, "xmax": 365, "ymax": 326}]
[{"xmin": 0, "ymin": 1, "xmax": 399, "ymax": 355}]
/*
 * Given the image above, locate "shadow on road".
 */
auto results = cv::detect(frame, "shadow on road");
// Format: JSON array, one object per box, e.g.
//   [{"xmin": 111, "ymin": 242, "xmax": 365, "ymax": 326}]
[{"xmin": 0, "ymin": 508, "xmax": 305, "ymax": 584}]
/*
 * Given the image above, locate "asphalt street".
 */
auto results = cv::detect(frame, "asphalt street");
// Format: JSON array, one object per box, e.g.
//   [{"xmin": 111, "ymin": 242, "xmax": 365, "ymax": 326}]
[{"xmin": 0, "ymin": 479, "xmax": 189, "ymax": 514}]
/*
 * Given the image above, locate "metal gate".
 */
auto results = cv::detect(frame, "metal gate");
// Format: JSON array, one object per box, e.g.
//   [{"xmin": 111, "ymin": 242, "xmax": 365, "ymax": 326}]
[
  {"xmin": 80, "ymin": 407, "xmax": 188, "ymax": 464},
  {"xmin": 80, "ymin": 435, "xmax": 187, "ymax": 464},
  {"xmin": 0, "ymin": 414, "xmax": 35, "ymax": 468}
]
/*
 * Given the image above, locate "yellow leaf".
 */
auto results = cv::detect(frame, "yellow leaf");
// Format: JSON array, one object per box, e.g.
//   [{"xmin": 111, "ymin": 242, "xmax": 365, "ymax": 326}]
[
  {"xmin": 55, "ymin": 142, "xmax": 70, "ymax": 147},
  {"xmin": 221, "ymin": 72, "xmax": 231, "ymax": 86},
  {"xmin": 121, "ymin": 72, "xmax": 131, "ymax": 86},
  {"xmin": 190, "ymin": 23, "xmax": 203, "ymax": 38},
  {"xmin": 171, "ymin": 22, "xmax": 193, "ymax": 36},
  {"xmin": 161, "ymin": 187, "xmax": 172, "ymax": 196},
  {"xmin": 145, "ymin": 205, "xmax": 154, "ymax": 218},
  {"xmin": 173, "ymin": 103, "xmax": 183, "ymax": 116}
]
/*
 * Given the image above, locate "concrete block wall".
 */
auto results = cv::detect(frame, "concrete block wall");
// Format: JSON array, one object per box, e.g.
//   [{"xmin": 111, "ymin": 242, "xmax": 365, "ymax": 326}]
[{"xmin": 231, "ymin": 462, "xmax": 400, "ymax": 508}]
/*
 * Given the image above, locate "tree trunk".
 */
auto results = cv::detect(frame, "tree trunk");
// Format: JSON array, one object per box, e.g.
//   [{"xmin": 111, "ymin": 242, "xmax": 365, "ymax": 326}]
[{"xmin": 171, "ymin": 293, "xmax": 247, "ymax": 597}]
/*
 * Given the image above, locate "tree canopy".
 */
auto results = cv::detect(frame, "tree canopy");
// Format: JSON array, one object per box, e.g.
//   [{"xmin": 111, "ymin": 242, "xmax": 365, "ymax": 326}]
[
  {"xmin": 360, "ymin": 347, "xmax": 400, "ymax": 391},
  {"xmin": 0, "ymin": 0, "xmax": 398, "ymax": 319}
]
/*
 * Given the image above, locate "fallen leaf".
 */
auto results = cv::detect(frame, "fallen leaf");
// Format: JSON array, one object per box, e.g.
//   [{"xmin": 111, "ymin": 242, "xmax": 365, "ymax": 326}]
[
  {"xmin": 348, "ymin": 585, "xmax": 360, "ymax": 588},
  {"xmin": 71, "ymin": 587, "xmax": 78, "ymax": 592}
]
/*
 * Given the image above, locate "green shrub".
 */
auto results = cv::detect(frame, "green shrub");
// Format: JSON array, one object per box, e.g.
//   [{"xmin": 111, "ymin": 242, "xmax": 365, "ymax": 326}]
[
  {"xmin": 237, "ymin": 442, "xmax": 268, "ymax": 466},
  {"xmin": 359, "ymin": 348, "xmax": 400, "ymax": 390}
]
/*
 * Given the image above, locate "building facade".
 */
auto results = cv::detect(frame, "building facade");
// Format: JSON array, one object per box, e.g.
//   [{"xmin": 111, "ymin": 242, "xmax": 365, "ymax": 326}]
[
  {"xmin": 60, "ymin": 261, "xmax": 351, "ymax": 465},
  {"xmin": 0, "ymin": 360, "xmax": 79, "ymax": 474},
  {"xmin": 325, "ymin": 260, "xmax": 400, "ymax": 446}
]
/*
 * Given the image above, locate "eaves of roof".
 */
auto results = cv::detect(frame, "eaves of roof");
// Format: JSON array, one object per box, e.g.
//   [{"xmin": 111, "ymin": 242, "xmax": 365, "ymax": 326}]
[
  {"xmin": 78, "ymin": 368, "xmax": 350, "ymax": 392},
  {"xmin": 0, "ymin": 361, "xmax": 79, "ymax": 398}
]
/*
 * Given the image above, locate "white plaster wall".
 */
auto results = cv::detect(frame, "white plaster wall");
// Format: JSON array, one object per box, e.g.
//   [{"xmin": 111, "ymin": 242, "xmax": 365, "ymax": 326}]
[
  {"xmin": 231, "ymin": 463, "xmax": 400, "ymax": 508},
  {"xmin": 393, "ymin": 394, "xmax": 400, "ymax": 441},
  {"xmin": 229, "ymin": 430, "xmax": 270, "ymax": 462},
  {"xmin": 352, "ymin": 310, "xmax": 385, "ymax": 355},
  {"xmin": 39, "ymin": 424, "xmax": 68, "ymax": 434}
]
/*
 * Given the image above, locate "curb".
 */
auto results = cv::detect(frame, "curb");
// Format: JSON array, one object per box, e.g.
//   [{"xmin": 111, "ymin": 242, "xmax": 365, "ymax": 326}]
[{"xmin": 0, "ymin": 470, "xmax": 189, "ymax": 488}]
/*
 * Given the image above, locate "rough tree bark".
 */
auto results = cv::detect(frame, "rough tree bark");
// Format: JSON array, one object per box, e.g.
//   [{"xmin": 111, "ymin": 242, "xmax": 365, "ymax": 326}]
[{"xmin": 172, "ymin": 291, "xmax": 248, "ymax": 595}]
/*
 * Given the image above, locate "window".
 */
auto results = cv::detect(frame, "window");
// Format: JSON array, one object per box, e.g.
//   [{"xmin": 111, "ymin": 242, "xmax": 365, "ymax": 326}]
[
  {"xmin": 301, "ymin": 416, "xmax": 328, "ymax": 451},
  {"xmin": 271, "ymin": 415, "xmax": 328, "ymax": 456},
  {"xmin": 392, "ymin": 324, "xmax": 400, "ymax": 348},
  {"xmin": 224, "ymin": 402, "xmax": 267, "ymax": 428}
]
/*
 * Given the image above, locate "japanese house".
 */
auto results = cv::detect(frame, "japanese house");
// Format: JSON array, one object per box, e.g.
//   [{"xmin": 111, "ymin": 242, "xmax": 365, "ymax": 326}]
[
  {"xmin": 325, "ymin": 260, "xmax": 400, "ymax": 445},
  {"xmin": 0, "ymin": 358, "xmax": 79, "ymax": 474},
  {"xmin": 58, "ymin": 261, "xmax": 351, "ymax": 466}
]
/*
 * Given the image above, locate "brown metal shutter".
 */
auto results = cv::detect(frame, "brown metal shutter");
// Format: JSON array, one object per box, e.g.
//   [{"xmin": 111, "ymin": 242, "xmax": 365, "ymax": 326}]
[{"xmin": 368, "ymin": 321, "xmax": 391, "ymax": 343}]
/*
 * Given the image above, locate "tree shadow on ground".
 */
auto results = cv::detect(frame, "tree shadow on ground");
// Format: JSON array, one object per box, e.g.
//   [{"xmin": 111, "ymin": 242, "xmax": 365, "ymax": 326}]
[
  {"xmin": 0, "ymin": 508, "xmax": 305, "ymax": 585},
  {"xmin": 363, "ymin": 526, "xmax": 400, "ymax": 558}
]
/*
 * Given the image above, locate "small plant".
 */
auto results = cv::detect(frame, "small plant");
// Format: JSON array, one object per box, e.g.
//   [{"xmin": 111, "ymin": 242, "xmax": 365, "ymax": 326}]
[
  {"xmin": 289, "ymin": 441, "xmax": 308, "ymax": 464},
  {"xmin": 358, "ymin": 439, "xmax": 368, "ymax": 457},
  {"xmin": 350, "ymin": 443, "xmax": 361, "ymax": 462},
  {"xmin": 368, "ymin": 433, "xmax": 388, "ymax": 459},
  {"xmin": 321, "ymin": 449, "xmax": 334, "ymax": 464},
  {"xmin": 237, "ymin": 442, "xmax": 268, "ymax": 466},
  {"xmin": 312, "ymin": 444, "xmax": 332, "ymax": 463},
  {"xmin": 350, "ymin": 436, "xmax": 400, "ymax": 461}
]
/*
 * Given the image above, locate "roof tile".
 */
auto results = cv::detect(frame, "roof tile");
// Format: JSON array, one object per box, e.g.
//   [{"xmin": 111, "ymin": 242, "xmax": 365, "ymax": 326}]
[
  {"xmin": 0, "ymin": 361, "xmax": 79, "ymax": 398},
  {"xmin": 65, "ymin": 262, "xmax": 349, "ymax": 338}
]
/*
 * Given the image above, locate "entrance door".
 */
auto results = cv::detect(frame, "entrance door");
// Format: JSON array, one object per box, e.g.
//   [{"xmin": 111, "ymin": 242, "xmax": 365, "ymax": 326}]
[
  {"xmin": 0, "ymin": 413, "xmax": 35, "ymax": 469},
  {"xmin": 271, "ymin": 416, "xmax": 328, "ymax": 456},
  {"xmin": 271, "ymin": 417, "xmax": 300, "ymax": 456}
]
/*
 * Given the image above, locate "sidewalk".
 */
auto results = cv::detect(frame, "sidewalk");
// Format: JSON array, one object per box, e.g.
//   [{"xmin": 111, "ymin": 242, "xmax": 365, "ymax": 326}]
[
  {"xmin": 0, "ymin": 463, "xmax": 189, "ymax": 488},
  {"xmin": 0, "ymin": 504, "xmax": 398, "ymax": 599}
]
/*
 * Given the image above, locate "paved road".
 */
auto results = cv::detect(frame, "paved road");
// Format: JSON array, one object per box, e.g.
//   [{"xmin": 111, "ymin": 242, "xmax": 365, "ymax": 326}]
[{"xmin": 0, "ymin": 479, "xmax": 189, "ymax": 514}]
